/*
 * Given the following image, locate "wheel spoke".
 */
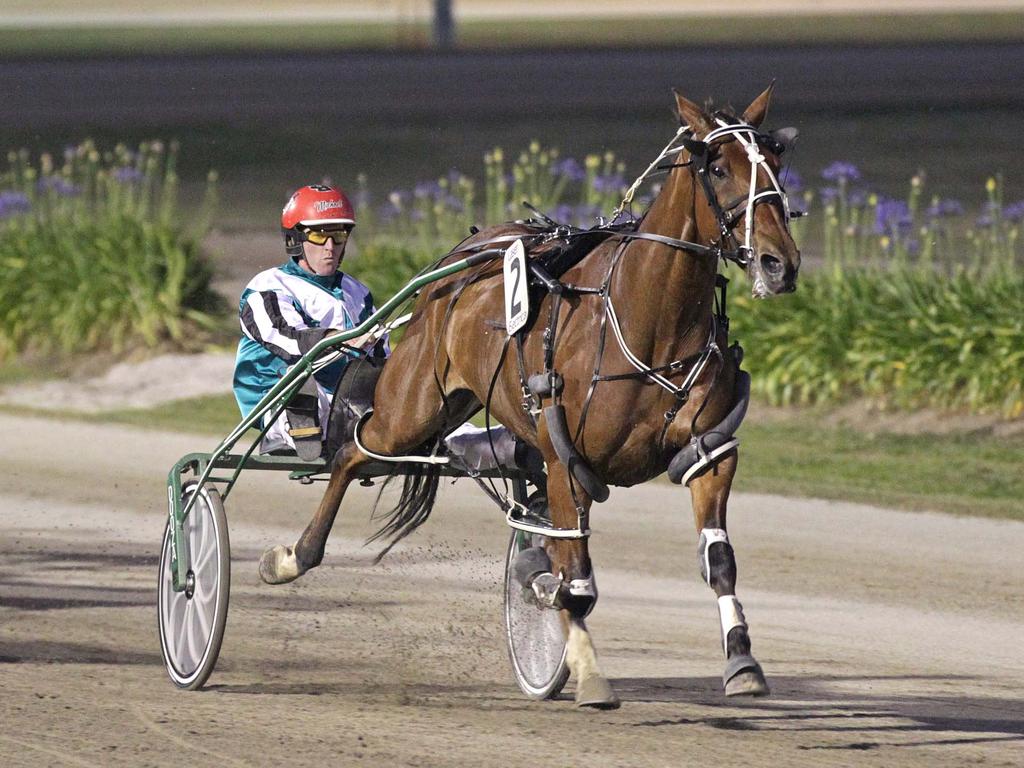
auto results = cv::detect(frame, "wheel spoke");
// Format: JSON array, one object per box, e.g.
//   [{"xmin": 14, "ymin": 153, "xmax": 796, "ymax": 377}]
[
  {"xmin": 165, "ymin": 588, "xmax": 181, "ymax": 634},
  {"xmin": 194, "ymin": 596, "xmax": 211, "ymax": 637},
  {"xmin": 186, "ymin": 511, "xmax": 200, "ymax": 565},
  {"xmin": 184, "ymin": 601, "xmax": 199, "ymax": 667},
  {"xmin": 191, "ymin": 608, "xmax": 207, "ymax": 660},
  {"xmin": 195, "ymin": 579, "xmax": 218, "ymax": 609},
  {"xmin": 194, "ymin": 539, "xmax": 217, "ymax": 575},
  {"xmin": 194, "ymin": 496, "xmax": 210, "ymax": 555}
]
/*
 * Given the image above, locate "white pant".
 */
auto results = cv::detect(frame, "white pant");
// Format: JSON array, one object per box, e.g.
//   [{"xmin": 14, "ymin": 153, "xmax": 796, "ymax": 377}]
[{"xmin": 443, "ymin": 422, "xmax": 518, "ymax": 471}]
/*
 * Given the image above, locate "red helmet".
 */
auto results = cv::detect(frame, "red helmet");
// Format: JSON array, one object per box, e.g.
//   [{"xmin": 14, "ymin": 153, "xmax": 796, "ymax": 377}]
[{"xmin": 281, "ymin": 184, "xmax": 355, "ymax": 230}]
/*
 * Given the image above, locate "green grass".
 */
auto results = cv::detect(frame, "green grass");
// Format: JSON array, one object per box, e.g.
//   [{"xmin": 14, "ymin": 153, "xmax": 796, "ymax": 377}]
[
  {"xmin": 0, "ymin": 393, "xmax": 247, "ymax": 436},
  {"xmin": 97, "ymin": 393, "xmax": 248, "ymax": 435},
  {"xmin": 7, "ymin": 393, "xmax": 1019, "ymax": 520},
  {"xmin": 739, "ymin": 417, "xmax": 1024, "ymax": 520},
  {"xmin": 1, "ymin": 13, "xmax": 1022, "ymax": 58}
]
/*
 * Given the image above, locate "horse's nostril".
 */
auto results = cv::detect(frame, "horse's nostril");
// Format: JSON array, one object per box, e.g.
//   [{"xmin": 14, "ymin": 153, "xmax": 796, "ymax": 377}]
[{"xmin": 760, "ymin": 253, "xmax": 784, "ymax": 276}]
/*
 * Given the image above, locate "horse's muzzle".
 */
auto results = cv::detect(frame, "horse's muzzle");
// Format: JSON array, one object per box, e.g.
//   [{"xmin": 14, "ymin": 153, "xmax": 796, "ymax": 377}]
[{"xmin": 752, "ymin": 251, "xmax": 798, "ymax": 296}]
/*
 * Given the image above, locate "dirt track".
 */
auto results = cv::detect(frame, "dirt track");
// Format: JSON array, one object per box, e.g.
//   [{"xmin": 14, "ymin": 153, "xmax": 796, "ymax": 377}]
[{"xmin": 2, "ymin": 412, "xmax": 1023, "ymax": 766}]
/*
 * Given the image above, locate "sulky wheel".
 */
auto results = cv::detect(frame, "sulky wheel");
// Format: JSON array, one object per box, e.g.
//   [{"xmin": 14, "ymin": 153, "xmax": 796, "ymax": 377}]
[
  {"xmin": 158, "ymin": 480, "xmax": 230, "ymax": 690},
  {"xmin": 503, "ymin": 529, "xmax": 569, "ymax": 700}
]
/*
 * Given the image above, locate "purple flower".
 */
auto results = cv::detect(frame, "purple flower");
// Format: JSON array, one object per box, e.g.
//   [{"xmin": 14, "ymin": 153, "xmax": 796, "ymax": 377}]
[
  {"xmin": 551, "ymin": 157, "xmax": 585, "ymax": 182},
  {"xmin": 976, "ymin": 200, "xmax": 1000, "ymax": 227},
  {"xmin": 441, "ymin": 194, "xmax": 464, "ymax": 213},
  {"xmin": 847, "ymin": 188, "xmax": 869, "ymax": 208},
  {"xmin": 592, "ymin": 173, "xmax": 626, "ymax": 195},
  {"xmin": 926, "ymin": 198, "xmax": 965, "ymax": 219},
  {"xmin": 875, "ymin": 199, "xmax": 912, "ymax": 235},
  {"xmin": 905, "ymin": 238, "xmax": 921, "ymax": 257},
  {"xmin": 780, "ymin": 167, "xmax": 802, "ymax": 193},
  {"xmin": 0, "ymin": 190, "xmax": 31, "ymax": 219},
  {"xmin": 821, "ymin": 161, "xmax": 861, "ymax": 183},
  {"xmin": 113, "ymin": 166, "xmax": 144, "ymax": 184},
  {"xmin": 1003, "ymin": 199, "xmax": 1024, "ymax": 223},
  {"xmin": 572, "ymin": 203, "xmax": 603, "ymax": 227},
  {"xmin": 550, "ymin": 204, "xmax": 573, "ymax": 223},
  {"xmin": 413, "ymin": 181, "xmax": 442, "ymax": 199},
  {"xmin": 36, "ymin": 176, "xmax": 80, "ymax": 197},
  {"xmin": 820, "ymin": 186, "xmax": 839, "ymax": 203}
]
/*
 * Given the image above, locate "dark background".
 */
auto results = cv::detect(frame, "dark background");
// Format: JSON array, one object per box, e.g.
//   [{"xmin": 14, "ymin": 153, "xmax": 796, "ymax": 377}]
[{"xmin": 5, "ymin": 42, "xmax": 1024, "ymax": 230}]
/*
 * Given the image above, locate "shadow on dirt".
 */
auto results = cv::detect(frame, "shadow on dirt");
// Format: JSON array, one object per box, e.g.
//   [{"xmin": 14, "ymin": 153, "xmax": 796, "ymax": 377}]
[
  {"xmin": 0, "ymin": 639, "xmax": 161, "ymax": 665},
  {"xmin": 0, "ymin": 548, "xmax": 159, "ymax": 569},
  {"xmin": 0, "ymin": 583, "xmax": 153, "ymax": 611},
  {"xmin": 207, "ymin": 680, "xmax": 506, "ymax": 700},
  {"xmin": 619, "ymin": 674, "xmax": 1024, "ymax": 750}
]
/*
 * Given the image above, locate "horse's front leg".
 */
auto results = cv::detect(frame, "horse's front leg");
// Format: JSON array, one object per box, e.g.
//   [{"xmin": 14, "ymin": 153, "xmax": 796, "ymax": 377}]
[
  {"xmin": 542, "ymin": 461, "xmax": 620, "ymax": 709},
  {"xmin": 688, "ymin": 452, "xmax": 770, "ymax": 696}
]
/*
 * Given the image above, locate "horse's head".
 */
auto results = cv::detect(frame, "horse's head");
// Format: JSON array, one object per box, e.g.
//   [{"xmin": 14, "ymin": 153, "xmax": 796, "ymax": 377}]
[{"xmin": 674, "ymin": 85, "xmax": 801, "ymax": 297}]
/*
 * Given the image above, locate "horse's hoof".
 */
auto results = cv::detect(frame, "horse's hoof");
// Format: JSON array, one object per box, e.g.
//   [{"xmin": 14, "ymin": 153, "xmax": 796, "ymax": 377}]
[
  {"xmin": 258, "ymin": 544, "xmax": 303, "ymax": 585},
  {"xmin": 723, "ymin": 654, "xmax": 770, "ymax": 697},
  {"xmin": 575, "ymin": 675, "xmax": 621, "ymax": 709}
]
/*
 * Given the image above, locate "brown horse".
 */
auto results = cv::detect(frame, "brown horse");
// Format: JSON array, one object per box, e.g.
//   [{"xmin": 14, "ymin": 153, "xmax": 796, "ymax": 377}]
[{"xmin": 259, "ymin": 85, "xmax": 800, "ymax": 707}]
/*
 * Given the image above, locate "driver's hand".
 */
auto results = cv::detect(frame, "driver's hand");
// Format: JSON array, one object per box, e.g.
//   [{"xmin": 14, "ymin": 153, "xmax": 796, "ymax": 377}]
[{"xmin": 325, "ymin": 328, "xmax": 378, "ymax": 350}]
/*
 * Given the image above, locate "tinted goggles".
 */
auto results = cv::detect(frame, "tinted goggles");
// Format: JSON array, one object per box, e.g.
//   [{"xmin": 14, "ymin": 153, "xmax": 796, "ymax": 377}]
[{"xmin": 302, "ymin": 227, "xmax": 351, "ymax": 246}]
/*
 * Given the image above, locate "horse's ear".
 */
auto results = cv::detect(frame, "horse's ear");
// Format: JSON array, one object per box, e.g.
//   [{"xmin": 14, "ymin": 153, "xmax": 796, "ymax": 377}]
[
  {"xmin": 742, "ymin": 82, "xmax": 776, "ymax": 128},
  {"xmin": 673, "ymin": 90, "xmax": 711, "ymax": 133}
]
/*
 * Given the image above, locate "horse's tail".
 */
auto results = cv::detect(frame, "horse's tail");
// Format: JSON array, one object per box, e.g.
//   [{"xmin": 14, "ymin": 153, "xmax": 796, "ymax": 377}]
[{"xmin": 367, "ymin": 440, "xmax": 443, "ymax": 563}]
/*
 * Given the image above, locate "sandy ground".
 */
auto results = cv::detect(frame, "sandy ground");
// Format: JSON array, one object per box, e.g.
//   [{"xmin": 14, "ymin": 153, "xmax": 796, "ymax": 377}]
[
  {"xmin": 0, "ymin": 353, "xmax": 236, "ymax": 413},
  {"xmin": 1, "ymin": 412, "xmax": 1023, "ymax": 767}
]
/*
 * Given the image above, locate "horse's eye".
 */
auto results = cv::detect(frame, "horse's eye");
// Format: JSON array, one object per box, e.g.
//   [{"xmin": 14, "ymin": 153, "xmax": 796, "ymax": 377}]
[{"xmin": 710, "ymin": 165, "xmax": 727, "ymax": 178}]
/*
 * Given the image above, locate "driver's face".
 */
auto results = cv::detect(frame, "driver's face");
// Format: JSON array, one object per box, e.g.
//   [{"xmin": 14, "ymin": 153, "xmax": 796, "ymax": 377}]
[{"xmin": 299, "ymin": 235, "xmax": 347, "ymax": 277}]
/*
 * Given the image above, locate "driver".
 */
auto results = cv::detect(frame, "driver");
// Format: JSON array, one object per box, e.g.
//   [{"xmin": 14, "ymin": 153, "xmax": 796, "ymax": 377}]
[
  {"xmin": 233, "ymin": 184, "xmax": 385, "ymax": 459},
  {"xmin": 232, "ymin": 182, "xmax": 532, "ymax": 474}
]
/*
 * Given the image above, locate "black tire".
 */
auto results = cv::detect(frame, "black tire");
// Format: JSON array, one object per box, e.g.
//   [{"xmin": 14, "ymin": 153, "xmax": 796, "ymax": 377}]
[
  {"xmin": 158, "ymin": 481, "xmax": 230, "ymax": 690},
  {"xmin": 503, "ymin": 529, "xmax": 569, "ymax": 700}
]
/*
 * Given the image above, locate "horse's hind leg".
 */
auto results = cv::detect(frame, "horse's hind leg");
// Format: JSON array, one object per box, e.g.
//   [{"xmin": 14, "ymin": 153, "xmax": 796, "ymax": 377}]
[
  {"xmin": 543, "ymin": 461, "xmax": 620, "ymax": 709},
  {"xmin": 259, "ymin": 380, "xmax": 455, "ymax": 585},
  {"xmin": 688, "ymin": 452, "xmax": 769, "ymax": 696},
  {"xmin": 258, "ymin": 452, "xmax": 358, "ymax": 584}
]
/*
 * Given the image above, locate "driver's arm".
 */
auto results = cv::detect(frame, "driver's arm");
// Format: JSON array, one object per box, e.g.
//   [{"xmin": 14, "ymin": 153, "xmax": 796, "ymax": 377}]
[{"xmin": 240, "ymin": 289, "xmax": 329, "ymax": 364}]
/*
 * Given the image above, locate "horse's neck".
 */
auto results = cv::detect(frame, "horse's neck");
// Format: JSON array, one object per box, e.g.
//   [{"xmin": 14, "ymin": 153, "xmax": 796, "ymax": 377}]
[{"xmin": 616, "ymin": 167, "xmax": 717, "ymax": 339}]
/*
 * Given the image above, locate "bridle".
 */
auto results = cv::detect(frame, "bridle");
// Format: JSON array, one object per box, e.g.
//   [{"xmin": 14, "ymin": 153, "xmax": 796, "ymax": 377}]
[
  {"xmin": 687, "ymin": 115, "xmax": 793, "ymax": 269},
  {"xmin": 613, "ymin": 115, "xmax": 795, "ymax": 270}
]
